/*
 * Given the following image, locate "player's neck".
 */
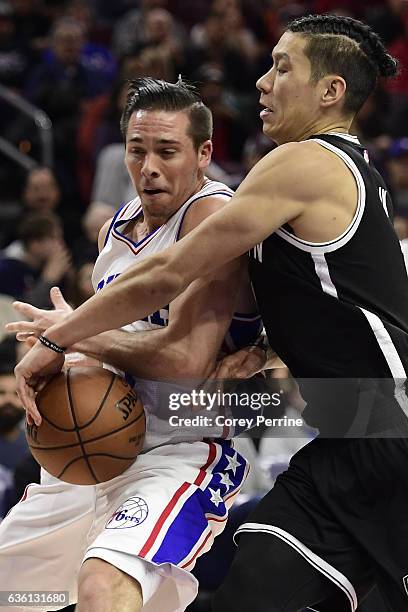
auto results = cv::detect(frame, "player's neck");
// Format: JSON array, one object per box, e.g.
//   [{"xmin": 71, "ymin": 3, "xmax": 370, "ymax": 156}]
[
  {"xmin": 297, "ymin": 119, "xmax": 353, "ymax": 143},
  {"xmin": 140, "ymin": 175, "xmax": 208, "ymax": 233}
]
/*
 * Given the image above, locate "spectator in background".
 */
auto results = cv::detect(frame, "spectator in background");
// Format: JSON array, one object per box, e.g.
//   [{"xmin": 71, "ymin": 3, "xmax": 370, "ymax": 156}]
[
  {"xmin": 132, "ymin": 8, "xmax": 184, "ymax": 79},
  {"xmin": 71, "ymin": 202, "xmax": 115, "ymax": 267},
  {"xmin": 211, "ymin": 0, "xmax": 260, "ymax": 65},
  {"xmin": 112, "ymin": 0, "xmax": 184, "ymax": 59},
  {"xmin": 196, "ymin": 65, "xmax": 249, "ymax": 167},
  {"xmin": 385, "ymin": 138, "xmax": 408, "ymax": 213},
  {"xmin": 77, "ymin": 79, "xmax": 128, "ymax": 203},
  {"xmin": 59, "ymin": 0, "xmax": 117, "ymax": 95},
  {"xmin": 0, "ymin": 364, "xmax": 29, "ymax": 519},
  {"xmin": 25, "ymin": 17, "xmax": 111, "ymax": 201},
  {"xmin": 90, "ymin": 143, "xmax": 134, "ymax": 210},
  {"xmin": 0, "ymin": 211, "xmax": 72, "ymax": 308},
  {"xmin": 185, "ymin": 8, "xmax": 255, "ymax": 93},
  {"xmin": 0, "ymin": 1, "xmax": 32, "ymax": 90},
  {"xmin": 1, "ymin": 167, "xmax": 79, "ymax": 250}
]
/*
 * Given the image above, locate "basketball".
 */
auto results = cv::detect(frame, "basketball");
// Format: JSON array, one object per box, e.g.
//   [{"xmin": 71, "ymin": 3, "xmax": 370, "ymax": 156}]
[{"xmin": 25, "ymin": 367, "xmax": 145, "ymax": 485}]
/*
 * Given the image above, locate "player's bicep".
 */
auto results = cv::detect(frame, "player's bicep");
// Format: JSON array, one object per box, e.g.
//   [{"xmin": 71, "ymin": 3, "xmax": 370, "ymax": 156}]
[{"xmin": 167, "ymin": 146, "xmax": 309, "ymax": 284}]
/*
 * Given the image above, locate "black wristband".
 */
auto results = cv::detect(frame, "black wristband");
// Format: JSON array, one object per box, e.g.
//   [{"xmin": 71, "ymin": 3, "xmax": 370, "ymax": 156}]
[{"xmin": 38, "ymin": 335, "xmax": 66, "ymax": 354}]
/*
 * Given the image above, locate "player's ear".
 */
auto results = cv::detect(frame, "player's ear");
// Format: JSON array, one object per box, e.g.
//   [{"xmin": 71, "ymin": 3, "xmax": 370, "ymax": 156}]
[
  {"xmin": 320, "ymin": 75, "xmax": 346, "ymax": 109},
  {"xmin": 198, "ymin": 140, "xmax": 212, "ymax": 168}
]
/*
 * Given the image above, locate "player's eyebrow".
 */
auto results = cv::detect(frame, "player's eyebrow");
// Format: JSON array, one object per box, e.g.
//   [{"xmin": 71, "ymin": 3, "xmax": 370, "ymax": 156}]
[
  {"xmin": 127, "ymin": 137, "xmax": 181, "ymax": 145},
  {"xmin": 271, "ymin": 52, "xmax": 291, "ymax": 62}
]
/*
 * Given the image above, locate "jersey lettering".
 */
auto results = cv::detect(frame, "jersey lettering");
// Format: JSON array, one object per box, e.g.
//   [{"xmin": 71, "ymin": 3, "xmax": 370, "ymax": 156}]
[{"xmin": 96, "ymin": 273, "xmax": 121, "ymax": 292}]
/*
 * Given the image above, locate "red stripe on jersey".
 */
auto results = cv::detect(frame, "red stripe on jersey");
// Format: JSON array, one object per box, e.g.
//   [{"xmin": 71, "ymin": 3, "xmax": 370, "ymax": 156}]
[{"xmin": 139, "ymin": 443, "xmax": 215, "ymax": 557}]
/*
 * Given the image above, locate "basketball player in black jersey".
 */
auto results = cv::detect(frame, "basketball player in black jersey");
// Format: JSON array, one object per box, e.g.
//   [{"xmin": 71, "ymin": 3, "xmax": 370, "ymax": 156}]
[{"xmin": 15, "ymin": 14, "xmax": 408, "ymax": 611}]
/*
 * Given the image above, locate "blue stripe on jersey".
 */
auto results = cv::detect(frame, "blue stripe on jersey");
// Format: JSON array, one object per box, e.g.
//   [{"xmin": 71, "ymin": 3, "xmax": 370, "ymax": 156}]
[
  {"xmin": 104, "ymin": 203, "xmax": 127, "ymax": 247},
  {"xmin": 151, "ymin": 444, "xmax": 248, "ymax": 566}
]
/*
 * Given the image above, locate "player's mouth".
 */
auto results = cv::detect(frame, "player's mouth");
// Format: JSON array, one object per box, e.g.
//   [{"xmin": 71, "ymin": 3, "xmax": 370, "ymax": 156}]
[
  {"xmin": 143, "ymin": 188, "xmax": 166, "ymax": 196},
  {"xmin": 260, "ymin": 102, "xmax": 274, "ymax": 120}
]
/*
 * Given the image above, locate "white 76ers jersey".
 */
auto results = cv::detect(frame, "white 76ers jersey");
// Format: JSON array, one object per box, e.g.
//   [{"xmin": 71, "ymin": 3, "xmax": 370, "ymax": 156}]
[{"xmin": 92, "ymin": 180, "xmax": 235, "ymax": 450}]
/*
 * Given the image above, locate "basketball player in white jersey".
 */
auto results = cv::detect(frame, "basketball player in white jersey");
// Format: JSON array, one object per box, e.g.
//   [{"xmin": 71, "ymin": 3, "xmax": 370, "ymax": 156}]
[{"xmin": 2, "ymin": 78, "xmax": 266, "ymax": 612}]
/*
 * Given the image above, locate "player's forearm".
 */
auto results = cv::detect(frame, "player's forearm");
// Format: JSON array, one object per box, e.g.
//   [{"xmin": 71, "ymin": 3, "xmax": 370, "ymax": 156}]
[
  {"xmin": 44, "ymin": 253, "xmax": 185, "ymax": 349},
  {"xmin": 73, "ymin": 329, "xmax": 205, "ymax": 379}
]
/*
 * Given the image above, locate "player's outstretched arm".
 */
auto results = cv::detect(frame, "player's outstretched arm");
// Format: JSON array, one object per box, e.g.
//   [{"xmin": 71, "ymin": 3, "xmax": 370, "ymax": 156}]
[
  {"xmin": 40, "ymin": 143, "xmax": 311, "ymax": 349},
  {"xmin": 15, "ymin": 142, "xmax": 321, "ymax": 411},
  {"xmin": 69, "ymin": 195, "xmax": 249, "ymax": 380}
]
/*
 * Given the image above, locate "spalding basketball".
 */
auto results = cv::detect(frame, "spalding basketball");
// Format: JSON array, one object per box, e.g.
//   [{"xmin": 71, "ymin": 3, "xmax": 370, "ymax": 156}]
[{"xmin": 26, "ymin": 367, "xmax": 145, "ymax": 485}]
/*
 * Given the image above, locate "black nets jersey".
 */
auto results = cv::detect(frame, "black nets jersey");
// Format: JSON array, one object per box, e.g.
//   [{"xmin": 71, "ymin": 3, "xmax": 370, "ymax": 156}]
[{"xmin": 249, "ymin": 133, "xmax": 408, "ymax": 434}]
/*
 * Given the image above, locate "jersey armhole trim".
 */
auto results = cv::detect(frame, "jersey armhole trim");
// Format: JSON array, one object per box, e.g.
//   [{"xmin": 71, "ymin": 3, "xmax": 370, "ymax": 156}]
[
  {"xmin": 175, "ymin": 190, "xmax": 233, "ymax": 242},
  {"xmin": 275, "ymin": 139, "xmax": 366, "ymax": 254}
]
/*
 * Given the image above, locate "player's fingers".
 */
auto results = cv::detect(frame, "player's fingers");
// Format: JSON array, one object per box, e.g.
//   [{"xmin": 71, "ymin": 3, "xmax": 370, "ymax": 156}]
[
  {"xmin": 12, "ymin": 301, "xmax": 39, "ymax": 319},
  {"xmin": 17, "ymin": 382, "xmax": 41, "ymax": 426},
  {"xmin": 6, "ymin": 321, "xmax": 39, "ymax": 334},
  {"xmin": 15, "ymin": 331, "xmax": 34, "ymax": 341},
  {"xmin": 50, "ymin": 286, "xmax": 71, "ymax": 311}
]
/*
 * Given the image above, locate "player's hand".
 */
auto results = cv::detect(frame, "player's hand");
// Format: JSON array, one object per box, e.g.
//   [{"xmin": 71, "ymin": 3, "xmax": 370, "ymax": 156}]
[
  {"xmin": 6, "ymin": 287, "xmax": 73, "ymax": 342},
  {"xmin": 210, "ymin": 345, "xmax": 267, "ymax": 379},
  {"xmin": 14, "ymin": 341, "xmax": 64, "ymax": 426},
  {"xmin": 64, "ymin": 352, "xmax": 101, "ymax": 369}
]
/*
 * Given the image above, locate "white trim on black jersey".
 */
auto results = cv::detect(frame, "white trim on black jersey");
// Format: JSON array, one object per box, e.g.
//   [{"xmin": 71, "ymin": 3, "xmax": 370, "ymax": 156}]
[
  {"xmin": 234, "ymin": 523, "xmax": 357, "ymax": 612},
  {"xmin": 311, "ymin": 252, "xmax": 338, "ymax": 298},
  {"xmin": 325, "ymin": 132, "xmax": 360, "ymax": 144},
  {"xmin": 275, "ymin": 137, "xmax": 366, "ymax": 253},
  {"xmin": 358, "ymin": 308, "xmax": 408, "ymax": 418}
]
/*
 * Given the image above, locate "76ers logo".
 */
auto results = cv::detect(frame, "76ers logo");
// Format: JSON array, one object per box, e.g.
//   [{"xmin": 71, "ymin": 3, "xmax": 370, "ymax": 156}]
[{"xmin": 106, "ymin": 497, "xmax": 149, "ymax": 529}]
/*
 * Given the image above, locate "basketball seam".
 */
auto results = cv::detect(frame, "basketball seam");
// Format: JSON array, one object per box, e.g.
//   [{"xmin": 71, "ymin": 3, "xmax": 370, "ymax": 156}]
[
  {"xmin": 56, "ymin": 452, "xmax": 140, "ymax": 480},
  {"xmin": 75, "ymin": 370, "xmax": 117, "ymax": 429},
  {"xmin": 39, "ymin": 370, "xmax": 117, "ymax": 432},
  {"xmin": 29, "ymin": 410, "xmax": 145, "ymax": 451},
  {"xmin": 66, "ymin": 368, "xmax": 99, "ymax": 484}
]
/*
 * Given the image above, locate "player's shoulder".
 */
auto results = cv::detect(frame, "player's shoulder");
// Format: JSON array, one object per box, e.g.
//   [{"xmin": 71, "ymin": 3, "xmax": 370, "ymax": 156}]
[
  {"xmin": 247, "ymin": 140, "xmax": 342, "ymax": 201},
  {"xmin": 180, "ymin": 180, "xmax": 234, "ymax": 237},
  {"xmin": 256, "ymin": 140, "xmax": 329, "ymax": 172}
]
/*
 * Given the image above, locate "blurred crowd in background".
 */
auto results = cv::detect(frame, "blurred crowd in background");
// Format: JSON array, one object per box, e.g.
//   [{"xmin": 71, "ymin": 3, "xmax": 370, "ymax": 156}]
[
  {"xmin": 0, "ymin": 1, "xmax": 406, "ymax": 609},
  {"xmin": 0, "ymin": 0, "xmax": 408, "ymax": 311}
]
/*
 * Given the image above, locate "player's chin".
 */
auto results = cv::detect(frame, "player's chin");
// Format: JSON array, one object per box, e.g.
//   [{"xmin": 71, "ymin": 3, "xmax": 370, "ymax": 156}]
[{"xmin": 141, "ymin": 191, "xmax": 169, "ymax": 207}]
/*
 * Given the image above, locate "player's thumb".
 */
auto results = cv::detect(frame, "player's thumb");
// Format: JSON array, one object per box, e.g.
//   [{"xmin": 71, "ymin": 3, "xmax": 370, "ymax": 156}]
[{"xmin": 50, "ymin": 286, "xmax": 69, "ymax": 310}]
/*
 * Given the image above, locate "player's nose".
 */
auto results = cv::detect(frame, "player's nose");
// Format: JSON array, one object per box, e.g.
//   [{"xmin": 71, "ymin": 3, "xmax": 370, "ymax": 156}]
[
  {"xmin": 256, "ymin": 69, "xmax": 273, "ymax": 93},
  {"xmin": 141, "ymin": 153, "xmax": 160, "ymax": 178}
]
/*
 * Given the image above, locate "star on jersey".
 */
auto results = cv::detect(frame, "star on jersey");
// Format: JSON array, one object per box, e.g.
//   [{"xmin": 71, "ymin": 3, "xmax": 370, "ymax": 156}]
[
  {"xmin": 225, "ymin": 452, "xmax": 241, "ymax": 476},
  {"xmin": 209, "ymin": 488, "xmax": 223, "ymax": 508},
  {"xmin": 217, "ymin": 472, "xmax": 234, "ymax": 492}
]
